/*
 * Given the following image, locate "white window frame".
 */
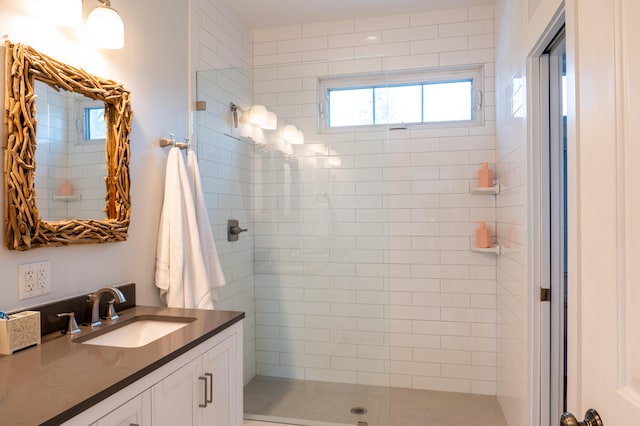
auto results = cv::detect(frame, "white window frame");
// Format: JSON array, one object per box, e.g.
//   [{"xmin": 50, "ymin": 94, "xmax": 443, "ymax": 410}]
[{"xmin": 318, "ymin": 65, "xmax": 484, "ymax": 133}]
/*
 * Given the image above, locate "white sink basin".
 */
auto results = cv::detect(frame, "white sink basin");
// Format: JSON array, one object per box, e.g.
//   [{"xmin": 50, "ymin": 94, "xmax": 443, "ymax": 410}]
[{"xmin": 80, "ymin": 318, "xmax": 192, "ymax": 348}]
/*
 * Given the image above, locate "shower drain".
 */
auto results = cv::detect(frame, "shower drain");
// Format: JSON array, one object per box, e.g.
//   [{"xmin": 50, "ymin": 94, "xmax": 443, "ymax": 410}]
[{"xmin": 350, "ymin": 407, "xmax": 368, "ymax": 415}]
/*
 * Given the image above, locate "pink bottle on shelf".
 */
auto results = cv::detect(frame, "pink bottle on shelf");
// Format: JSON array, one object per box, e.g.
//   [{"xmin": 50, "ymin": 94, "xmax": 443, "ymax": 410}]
[
  {"xmin": 475, "ymin": 221, "xmax": 491, "ymax": 248},
  {"xmin": 477, "ymin": 162, "xmax": 493, "ymax": 188}
]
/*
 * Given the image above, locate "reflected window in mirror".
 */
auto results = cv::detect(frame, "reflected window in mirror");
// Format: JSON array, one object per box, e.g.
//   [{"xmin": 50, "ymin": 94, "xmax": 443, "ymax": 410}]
[{"xmin": 82, "ymin": 105, "xmax": 106, "ymax": 142}]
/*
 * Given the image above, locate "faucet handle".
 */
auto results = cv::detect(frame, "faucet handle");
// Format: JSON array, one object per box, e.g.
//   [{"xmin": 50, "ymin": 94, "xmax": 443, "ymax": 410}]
[
  {"xmin": 102, "ymin": 299, "xmax": 119, "ymax": 321},
  {"xmin": 56, "ymin": 312, "xmax": 81, "ymax": 335}
]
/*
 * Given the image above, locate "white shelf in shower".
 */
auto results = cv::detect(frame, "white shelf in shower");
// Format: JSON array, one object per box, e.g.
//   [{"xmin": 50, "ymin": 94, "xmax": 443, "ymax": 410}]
[
  {"xmin": 469, "ymin": 184, "xmax": 500, "ymax": 195},
  {"xmin": 470, "ymin": 245, "xmax": 501, "ymax": 255}
]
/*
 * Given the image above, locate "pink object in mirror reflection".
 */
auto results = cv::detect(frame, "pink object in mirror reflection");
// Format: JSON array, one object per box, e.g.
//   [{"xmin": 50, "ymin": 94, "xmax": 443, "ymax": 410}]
[{"xmin": 60, "ymin": 179, "xmax": 73, "ymax": 196}]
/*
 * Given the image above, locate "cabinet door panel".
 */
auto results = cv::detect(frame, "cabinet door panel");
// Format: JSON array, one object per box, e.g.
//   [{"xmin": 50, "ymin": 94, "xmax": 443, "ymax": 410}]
[
  {"xmin": 152, "ymin": 358, "xmax": 203, "ymax": 426},
  {"xmin": 95, "ymin": 390, "xmax": 151, "ymax": 426},
  {"xmin": 202, "ymin": 334, "xmax": 238, "ymax": 425}
]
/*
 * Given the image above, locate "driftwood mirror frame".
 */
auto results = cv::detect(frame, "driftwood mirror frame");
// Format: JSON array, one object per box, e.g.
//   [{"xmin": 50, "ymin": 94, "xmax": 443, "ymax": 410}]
[{"xmin": 3, "ymin": 41, "xmax": 132, "ymax": 250}]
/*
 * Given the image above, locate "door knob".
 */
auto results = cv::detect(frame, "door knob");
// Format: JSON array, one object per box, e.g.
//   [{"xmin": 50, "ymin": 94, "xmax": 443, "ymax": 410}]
[{"xmin": 560, "ymin": 409, "xmax": 603, "ymax": 426}]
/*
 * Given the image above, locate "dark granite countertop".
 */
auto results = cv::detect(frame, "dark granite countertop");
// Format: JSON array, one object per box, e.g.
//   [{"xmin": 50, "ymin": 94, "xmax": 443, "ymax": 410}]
[{"xmin": 0, "ymin": 306, "xmax": 244, "ymax": 425}]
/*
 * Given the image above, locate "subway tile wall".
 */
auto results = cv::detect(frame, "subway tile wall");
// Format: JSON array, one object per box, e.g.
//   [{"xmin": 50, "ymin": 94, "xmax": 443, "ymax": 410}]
[
  {"xmin": 192, "ymin": 0, "xmax": 256, "ymax": 384},
  {"xmin": 251, "ymin": 6, "xmax": 499, "ymax": 394},
  {"xmin": 494, "ymin": 0, "xmax": 530, "ymax": 422}
]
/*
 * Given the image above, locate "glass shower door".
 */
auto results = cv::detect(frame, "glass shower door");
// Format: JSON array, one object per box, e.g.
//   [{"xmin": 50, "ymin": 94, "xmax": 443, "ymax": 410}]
[{"xmin": 196, "ymin": 63, "xmax": 392, "ymax": 425}]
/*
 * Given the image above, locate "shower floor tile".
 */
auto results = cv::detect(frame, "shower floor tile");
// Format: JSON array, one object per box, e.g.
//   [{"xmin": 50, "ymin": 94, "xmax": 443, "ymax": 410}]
[{"xmin": 244, "ymin": 376, "xmax": 508, "ymax": 426}]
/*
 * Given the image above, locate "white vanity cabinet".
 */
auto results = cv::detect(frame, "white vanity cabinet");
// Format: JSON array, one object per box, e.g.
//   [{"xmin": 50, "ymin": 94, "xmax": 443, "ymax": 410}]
[
  {"xmin": 64, "ymin": 320, "xmax": 242, "ymax": 426},
  {"xmin": 152, "ymin": 358, "xmax": 202, "ymax": 425},
  {"xmin": 203, "ymin": 332, "xmax": 239, "ymax": 425},
  {"xmin": 152, "ymin": 332, "xmax": 238, "ymax": 426}
]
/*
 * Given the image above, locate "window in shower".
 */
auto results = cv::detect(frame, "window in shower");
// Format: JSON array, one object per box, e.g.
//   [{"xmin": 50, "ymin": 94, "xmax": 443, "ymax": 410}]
[{"xmin": 319, "ymin": 65, "xmax": 484, "ymax": 131}]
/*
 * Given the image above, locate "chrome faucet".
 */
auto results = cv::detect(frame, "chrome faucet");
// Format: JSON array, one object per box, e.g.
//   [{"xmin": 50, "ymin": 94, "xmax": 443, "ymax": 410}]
[{"xmin": 87, "ymin": 287, "xmax": 126, "ymax": 327}]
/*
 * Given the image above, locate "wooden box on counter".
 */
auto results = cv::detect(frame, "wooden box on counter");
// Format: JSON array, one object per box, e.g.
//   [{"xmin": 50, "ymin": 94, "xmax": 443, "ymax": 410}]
[{"xmin": 0, "ymin": 311, "xmax": 41, "ymax": 355}]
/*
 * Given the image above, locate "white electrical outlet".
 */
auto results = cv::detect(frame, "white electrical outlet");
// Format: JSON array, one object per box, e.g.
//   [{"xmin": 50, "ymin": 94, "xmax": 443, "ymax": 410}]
[{"xmin": 18, "ymin": 261, "xmax": 51, "ymax": 300}]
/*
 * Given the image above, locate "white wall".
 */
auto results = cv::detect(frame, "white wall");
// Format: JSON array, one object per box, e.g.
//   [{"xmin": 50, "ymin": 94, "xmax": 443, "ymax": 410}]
[
  {"xmin": 250, "ymin": 6, "xmax": 499, "ymax": 395},
  {"xmin": 494, "ymin": 0, "xmax": 563, "ymax": 424},
  {"xmin": 0, "ymin": 0, "xmax": 188, "ymax": 309}
]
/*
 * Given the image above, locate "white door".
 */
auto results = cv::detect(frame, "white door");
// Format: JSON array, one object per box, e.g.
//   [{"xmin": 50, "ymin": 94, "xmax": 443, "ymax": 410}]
[{"xmin": 565, "ymin": 0, "xmax": 640, "ymax": 423}]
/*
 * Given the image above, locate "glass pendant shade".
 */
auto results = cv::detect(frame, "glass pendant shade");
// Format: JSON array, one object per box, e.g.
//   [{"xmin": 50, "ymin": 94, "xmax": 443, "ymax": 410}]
[
  {"xmin": 283, "ymin": 125, "xmax": 298, "ymax": 141},
  {"xmin": 249, "ymin": 105, "xmax": 268, "ymax": 126},
  {"xmin": 87, "ymin": 5, "xmax": 124, "ymax": 49},
  {"xmin": 261, "ymin": 111, "xmax": 278, "ymax": 130},
  {"xmin": 283, "ymin": 124, "xmax": 304, "ymax": 144}
]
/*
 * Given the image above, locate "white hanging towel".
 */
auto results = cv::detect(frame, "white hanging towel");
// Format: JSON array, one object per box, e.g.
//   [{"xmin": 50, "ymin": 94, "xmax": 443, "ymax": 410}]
[
  {"xmin": 186, "ymin": 149, "xmax": 226, "ymax": 302},
  {"xmin": 155, "ymin": 147, "xmax": 220, "ymax": 309}
]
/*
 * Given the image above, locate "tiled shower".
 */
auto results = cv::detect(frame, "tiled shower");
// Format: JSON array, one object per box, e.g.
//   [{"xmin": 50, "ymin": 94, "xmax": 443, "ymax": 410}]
[{"xmin": 193, "ymin": 2, "xmax": 501, "ymax": 424}]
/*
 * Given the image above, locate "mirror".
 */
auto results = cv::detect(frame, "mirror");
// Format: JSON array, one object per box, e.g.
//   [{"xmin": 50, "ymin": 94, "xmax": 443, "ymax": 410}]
[
  {"xmin": 34, "ymin": 80, "xmax": 108, "ymax": 221},
  {"xmin": 3, "ymin": 41, "xmax": 132, "ymax": 250}
]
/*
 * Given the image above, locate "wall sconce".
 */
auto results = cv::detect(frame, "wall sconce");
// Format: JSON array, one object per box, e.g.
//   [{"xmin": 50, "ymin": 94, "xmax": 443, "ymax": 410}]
[
  {"xmin": 229, "ymin": 102, "xmax": 303, "ymax": 151},
  {"xmin": 86, "ymin": 0, "xmax": 124, "ymax": 49},
  {"xmin": 44, "ymin": 0, "xmax": 125, "ymax": 49},
  {"xmin": 230, "ymin": 103, "xmax": 278, "ymax": 130},
  {"xmin": 247, "ymin": 105, "xmax": 278, "ymax": 129}
]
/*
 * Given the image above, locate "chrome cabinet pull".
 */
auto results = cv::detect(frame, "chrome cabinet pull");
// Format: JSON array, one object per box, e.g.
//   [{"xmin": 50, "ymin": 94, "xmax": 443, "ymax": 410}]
[
  {"xmin": 198, "ymin": 376, "xmax": 208, "ymax": 407},
  {"xmin": 561, "ymin": 409, "xmax": 603, "ymax": 426},
  {"xmin": 205, "ymin": 372, "xmax": 213, "ymax": 404}
]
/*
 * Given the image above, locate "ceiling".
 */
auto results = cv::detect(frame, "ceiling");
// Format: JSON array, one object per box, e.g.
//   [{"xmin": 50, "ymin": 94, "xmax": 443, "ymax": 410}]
[{"xmin": 224, "ymin": 0, "xmax": 495, "ymax": 28}]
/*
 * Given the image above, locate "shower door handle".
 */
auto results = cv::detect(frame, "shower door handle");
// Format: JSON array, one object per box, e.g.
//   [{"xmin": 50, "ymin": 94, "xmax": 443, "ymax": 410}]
[{"xmin": 560, "ymin": 409, "xmax": 603, "ymax": 426}]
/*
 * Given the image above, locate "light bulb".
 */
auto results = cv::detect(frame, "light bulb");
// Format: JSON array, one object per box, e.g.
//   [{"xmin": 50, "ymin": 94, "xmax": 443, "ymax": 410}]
[{"xmin": 87, "ymin": 5, "xmax": 124, "ymax": 49}]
